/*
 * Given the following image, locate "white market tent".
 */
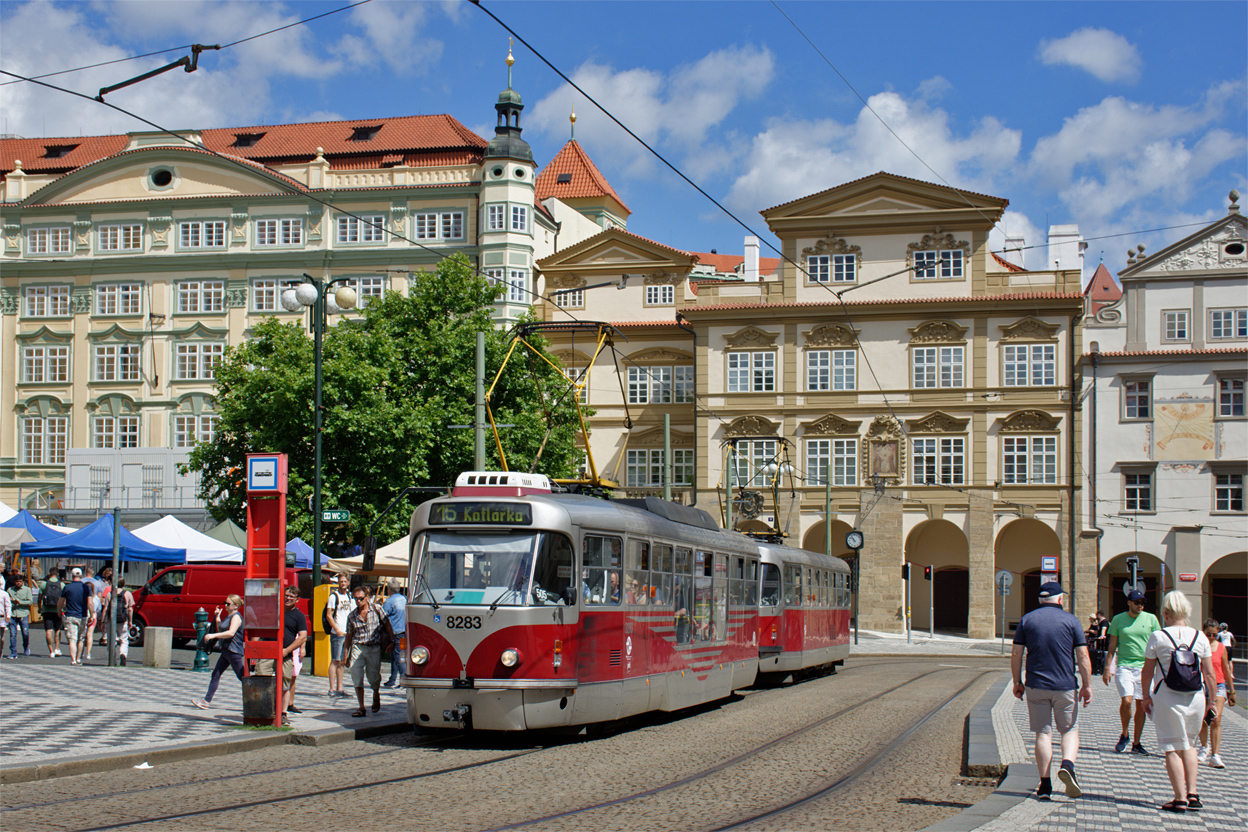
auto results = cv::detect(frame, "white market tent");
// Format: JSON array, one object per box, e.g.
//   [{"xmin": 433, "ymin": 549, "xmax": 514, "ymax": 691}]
[
  {"xmin": 327, "ymin": 535, "xmax": 410, "ymax": 577},
  {"xmin": 131, "ymin": 515, "xmax": 244, "ymax": 563},
  {"xmin": 0, "ymin": 501, "xmax": 16, "ymax": 523}
]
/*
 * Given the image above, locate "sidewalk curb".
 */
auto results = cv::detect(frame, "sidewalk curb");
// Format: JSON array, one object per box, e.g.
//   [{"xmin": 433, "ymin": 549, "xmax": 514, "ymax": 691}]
[{"xmin": 0, "ymin": 719, "xmax": 411, "ymax": 784}]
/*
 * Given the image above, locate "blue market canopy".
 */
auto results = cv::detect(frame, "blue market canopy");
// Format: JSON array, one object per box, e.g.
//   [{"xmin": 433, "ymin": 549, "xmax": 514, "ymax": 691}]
[
  {"xmin": 21, "ymin": 514, "xmax": 186, "ymax": 563},
  {"xmin": 286, "ymin": 537, "xmax": 331, "ymax": 568},
  {"xmin": 1, "ymin": 509, "xmax": 73, "ymax": 542}
]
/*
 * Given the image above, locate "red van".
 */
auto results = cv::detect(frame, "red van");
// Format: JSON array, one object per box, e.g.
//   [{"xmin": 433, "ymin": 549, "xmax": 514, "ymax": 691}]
[{"xmin": 131, "ymin": 564, "xmax": 312, "ymax": 646}]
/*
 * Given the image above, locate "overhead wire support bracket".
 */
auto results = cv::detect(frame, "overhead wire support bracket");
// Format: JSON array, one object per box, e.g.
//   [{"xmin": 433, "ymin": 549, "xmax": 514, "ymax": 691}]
[{"xmin": 96, "ymin": 44, "xmax": 220, "ymax": 102}]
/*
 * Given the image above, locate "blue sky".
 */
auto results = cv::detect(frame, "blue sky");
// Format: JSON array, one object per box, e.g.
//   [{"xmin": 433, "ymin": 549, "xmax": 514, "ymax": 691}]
[{"xmin": 2, "ymin": 0, "xmax": 1245, "ymax": 278}]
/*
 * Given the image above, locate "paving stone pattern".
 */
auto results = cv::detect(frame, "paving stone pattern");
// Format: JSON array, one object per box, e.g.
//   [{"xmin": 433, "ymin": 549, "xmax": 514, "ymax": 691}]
[
  {"xmin": 0, "ymin": 663, "xmax": 406, "ymax": 766},
  {"xmin": 993, "ymin": 682, "xmax": 1246, "ymax": 832}
]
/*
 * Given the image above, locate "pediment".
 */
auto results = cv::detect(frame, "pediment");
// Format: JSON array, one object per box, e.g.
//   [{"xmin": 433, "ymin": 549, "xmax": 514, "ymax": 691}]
[
  {"xmin": 88, "ymin": 323, "xmax": 146, "ymax": 341},
  {"xmin": 724, "ymin": 415, "xmax": 779, "ymax": 437},
  {"xmin": 169, "ymin": 321, "xmax": 229, "ymax": 338},
  {"xmin": 725, "ymin": 326, "xmax": 778, "ymax": 349},
  {"xmin": 803, "ymin": 323, "xmax": 859, "ymax": 348},
  {"xmin": 628, "ymin": 427, "xmax": 694, "ymax": 447},
  {"xmin": 908, "ymin": 320, "xmax": 968, "ymax": 343},
  {"xmin": 802, "ymin": 413, "xmax": 860, "ymax": 436},
  {"xmin": 864, "ymin": 415, "xmax": 905, "ymax": 440},
  {"xmin": 1149, "ymin": 219, "xmax": 1248, "ymax": 275},
  {"xmin": 761, "ymin": 172, "xmax": 1008, "ymax": 221},
  {"xmin": 998, "ymin": 410, "xmax": 1062, "ymax": 432},
  {"xmin": 907, "ymin": 411, "xmax": 970, "ymax": 433},
  {"xmin": 553, "ymin": 349, "xmax": 596, "ymax": 364},
  {"xmin": 630, "ymin": 348, "xmax": 693, "ymax": 362},
  {"xmin": 24, "ymin": 148, "xmax": 294, "ymax": 206},
  {"xmin": 537, "ymin": 227, "xmax": 697, "ymax": 277},
  {"xmin": 15, "ymin": 324, "xmax": 74, "ymax": 342},
  {"xmin": 999, "ymin": 317, "xmax": 1060, "ymax": 340}
]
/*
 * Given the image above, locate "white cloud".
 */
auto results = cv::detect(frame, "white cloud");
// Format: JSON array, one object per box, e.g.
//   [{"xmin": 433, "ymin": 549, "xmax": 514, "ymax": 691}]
[
  {"xmin": 1028, "ymin": 84, "xmax": 1245, "ymax": 225},
  {"xmin": 334, "ymin": 0, "xmax": 443, "ymax": 74},
  {"xmin": 726, "ymin": 90, "xmax": 1022, "ymax": 213},
  {"xmin": 989, "ymin": 211, "xmax": 1046, "ymax": 269},
  {"xmin": 528, "ymin": 45, "xmax": 775, "ymax": 178},
  {"xmin": 1038, "ymin": 28, "xmax": 1143, "ymax": 83}
]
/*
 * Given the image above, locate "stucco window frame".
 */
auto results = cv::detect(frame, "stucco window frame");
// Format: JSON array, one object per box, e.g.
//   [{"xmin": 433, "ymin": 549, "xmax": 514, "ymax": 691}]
[
  {"xmin": 1120, "ymin": 374, "xmax": 1154, "ymax": 422},
  {"xmin": 1161, "ymin": 308, "xmax": 1191, "ymax": 344},
  {"xmin": 1120, "ymin": 463, "xmax": 1157, "ymax": 515},
  {"xmin": 1210, "ymin": 461, "xmax": 1246, "ymax": 515},
  {"xmin": 1214, "ymin": 372, "xmax": 1246, "ymax": 420}
]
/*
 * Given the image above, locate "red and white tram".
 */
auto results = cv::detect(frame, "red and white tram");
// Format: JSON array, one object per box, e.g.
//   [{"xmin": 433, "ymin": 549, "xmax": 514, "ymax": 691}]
[{"xmin": 402, "ymin": 472, "xmax": 851, "ymax": 731}]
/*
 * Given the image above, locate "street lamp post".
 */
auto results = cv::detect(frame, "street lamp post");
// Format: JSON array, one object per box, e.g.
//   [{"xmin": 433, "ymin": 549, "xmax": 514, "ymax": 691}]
[{"xmin": 281, "ymin": 275, "xmax": 358, "ymax": 587}]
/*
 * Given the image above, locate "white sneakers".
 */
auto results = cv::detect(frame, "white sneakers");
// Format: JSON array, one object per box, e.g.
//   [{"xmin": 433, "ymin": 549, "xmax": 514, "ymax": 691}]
[
  {"xmin": 1197, "ymin": 745, "xmax": 1209, "ymax": 762},
  {"xmin": 1208, "ymin": 754, "xmax": 1225, "ymax": 769}
]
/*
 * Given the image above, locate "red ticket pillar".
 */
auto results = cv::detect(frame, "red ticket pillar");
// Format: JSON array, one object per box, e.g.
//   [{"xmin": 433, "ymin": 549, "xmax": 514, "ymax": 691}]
[{"xmin": 244, "ymin": 453, "xmax": 287, "ymax": 727}]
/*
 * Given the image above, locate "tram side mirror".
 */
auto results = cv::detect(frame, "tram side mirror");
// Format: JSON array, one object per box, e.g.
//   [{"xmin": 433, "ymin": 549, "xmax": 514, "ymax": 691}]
[{"xmin": 362, "ymin": 536, "xmax": 377, "ymax": 572}]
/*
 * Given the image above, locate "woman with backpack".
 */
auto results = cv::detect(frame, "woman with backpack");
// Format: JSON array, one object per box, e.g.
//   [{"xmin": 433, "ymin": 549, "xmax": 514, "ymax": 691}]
[
  {"xmin": 1140, "ymin": 591, "xmax": 1217, "ymax": 813},
  {"xmin": 105, "ymin": 578, "xmax": 134, "ymax": 666}
]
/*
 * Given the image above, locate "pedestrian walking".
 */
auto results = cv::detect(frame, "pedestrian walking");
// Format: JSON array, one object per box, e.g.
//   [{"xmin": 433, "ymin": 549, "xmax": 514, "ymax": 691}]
[
  {"xmin": 193, "ymin": 595, "xmax": 246, "ymax": 710},
  {"xmin": 57, "ymin": 568, "xmax": 94, "ymax": 665},
  {"xmin": 0, "ymin": 587, "xmax": 12, "ymax": 652},
  {"xmin": 83, "ymin": 566, "xmax": 112, "ymax": 657},
  {"xmin": 105, "ymin": 578, "xmax": 134, "ymax": 666},
  {"xmin": 325, "ymin": 574, "xmax": 352, "ymax": 698},
  {"xmin": 343, "ymin": 585, "xmax": 392, "ymax": 717},
  {"xmin": 1140, "ymin": 591, "xmax": 1217, "ymax": 813},
  {"xmin": 1215, "ymin": 622, "xmax": 1235, "ymax": 652},
  {"xmin": 6, "ymin": 575, "xmax": 33, "ymax": 658},
  {"xmin": 1011, "ymin": 581, "xmax": 1092, "ymax": 800},
  {"xmin": 39, "ymin": 567, "xmax": 65, "ymax": 658},
  {"xmin": 1103, "ymin": 589, "xmax": 1160, "ymax": 754},
  {"xmin": 1197, "ymin": 618, "xmax": 1235, "ymax": 769},
  {"xmin": 381, "ymin": 579, "xmax": 407, "ymax": 687}
]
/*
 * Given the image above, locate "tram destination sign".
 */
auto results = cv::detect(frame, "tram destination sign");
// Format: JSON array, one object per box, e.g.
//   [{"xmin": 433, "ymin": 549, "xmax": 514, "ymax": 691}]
[{"xmin": 429, "ymin": 502, "xmax": 532, "ymax": 526}]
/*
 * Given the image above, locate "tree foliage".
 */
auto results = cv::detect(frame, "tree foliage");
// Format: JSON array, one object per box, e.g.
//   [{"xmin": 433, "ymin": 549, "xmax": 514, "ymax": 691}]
[{"xmin": 185, "ymin": 254, "xmax": 587, "ymax": 548}]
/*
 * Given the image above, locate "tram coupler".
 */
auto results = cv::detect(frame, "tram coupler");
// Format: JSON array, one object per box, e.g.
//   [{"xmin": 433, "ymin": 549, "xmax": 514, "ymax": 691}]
[
  {"xmin": 192, "ymin": 607, "xmax": 210, "ymax": 672},
  {"xmin": 443, "ymin": 704, "xmax": 472, "ymax": 727}
]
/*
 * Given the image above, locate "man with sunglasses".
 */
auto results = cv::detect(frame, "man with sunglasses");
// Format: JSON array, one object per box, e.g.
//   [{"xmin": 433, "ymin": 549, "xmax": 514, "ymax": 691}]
[{"xmin": 1103, "ymin": 589, "xmax": 1160, "ymax": 754}]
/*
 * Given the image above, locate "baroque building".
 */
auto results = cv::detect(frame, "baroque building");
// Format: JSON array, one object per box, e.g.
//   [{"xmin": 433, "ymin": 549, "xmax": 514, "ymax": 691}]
[
  {"xmin": 0, "ymin": 54, "xmax": 610, "ymax": 517},
  {"xmin": 1083, "ymin": 192, "xmax": 1247, "ymax": 631},
  {"xmin": 536, "ymin": 172, "xmax": 1090, "ymax": 637}
]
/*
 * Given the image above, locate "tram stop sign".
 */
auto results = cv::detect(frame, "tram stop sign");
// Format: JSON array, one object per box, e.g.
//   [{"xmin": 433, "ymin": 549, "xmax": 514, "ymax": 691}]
[{"xmin": 995, "ymin": 569, "xmax": 1013, "ymax": 596}]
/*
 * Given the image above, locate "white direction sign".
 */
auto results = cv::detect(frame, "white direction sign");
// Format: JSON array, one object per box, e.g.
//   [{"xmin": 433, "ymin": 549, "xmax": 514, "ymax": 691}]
[{"xmin": 1122, "ymin": 580, "xmax": 1145, "ymax": 597}]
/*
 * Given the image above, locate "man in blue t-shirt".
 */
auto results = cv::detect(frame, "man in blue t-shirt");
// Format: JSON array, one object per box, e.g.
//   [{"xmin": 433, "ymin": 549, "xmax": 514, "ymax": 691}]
[
  {"xmin": 1012, "ymin": 581, "xmax": 1092, "ymax": 801},
  {"xmin": 57, "ymin": 568, "xmax": 94, "ymax": 666}
]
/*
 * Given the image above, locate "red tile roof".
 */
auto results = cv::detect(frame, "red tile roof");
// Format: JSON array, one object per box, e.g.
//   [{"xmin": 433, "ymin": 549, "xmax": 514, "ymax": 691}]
[
  {"xmin": 991, "ymin": 251, "xmax": 1025, "ymax": 272},
  {"xmin": 1, "ymin": 115, "xmax": 485, "ymax": 176},
  {"xmin": 1084, "ymin": 263, "xmax": 1123, "ymax": 314},
  {"xmin": 534, "ymin": 140, "xmax": 630, "ymax": 214},
  {"xmin": 1085, "ymin": 347, "xmax": 1246, "ymax": 359},
  {"xmin": 681, "ymin": 292, "xmax": 1085, "ymax": 314},
  {"xmin": 689, "ymin": 251, "xmax": 781, "ymax": 276}
]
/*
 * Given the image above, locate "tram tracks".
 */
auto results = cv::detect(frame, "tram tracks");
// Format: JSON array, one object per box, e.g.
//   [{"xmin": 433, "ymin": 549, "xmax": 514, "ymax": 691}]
[{"xmin": 26, "ymin": 658, "xmax": 964, "ymax": 832}]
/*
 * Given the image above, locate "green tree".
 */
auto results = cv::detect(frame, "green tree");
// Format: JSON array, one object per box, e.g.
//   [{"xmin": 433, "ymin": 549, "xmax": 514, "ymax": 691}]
[{"xmin": 185, "ymin": 254, "xmax": 587, "ymax": 548}]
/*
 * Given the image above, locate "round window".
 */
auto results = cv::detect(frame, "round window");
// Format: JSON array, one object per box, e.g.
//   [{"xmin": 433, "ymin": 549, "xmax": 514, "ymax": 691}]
[
  {"xmin": 492, "ymin": 166, "xmax": 504, "ymax": 178},
  {"xmin": 150, "ymin": 168, "xmax": 173, "ymax": 188},
  {"xmin": 514, "ymin": 168, "xmax": 526, "ymax": 179},
  {"xmin": 1225, "ymin": 242, "xmax": 1245, "ymax": 256}
]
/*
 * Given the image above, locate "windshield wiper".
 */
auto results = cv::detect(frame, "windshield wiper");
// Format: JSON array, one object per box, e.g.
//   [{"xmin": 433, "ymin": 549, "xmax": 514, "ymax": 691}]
[
  {"xmin": 413, "ymin": 574, "xmax": 439, "ymax": 610},
  {"xmin": 489, "ymin": 586, "xmax": 522, "ymax": 614}
]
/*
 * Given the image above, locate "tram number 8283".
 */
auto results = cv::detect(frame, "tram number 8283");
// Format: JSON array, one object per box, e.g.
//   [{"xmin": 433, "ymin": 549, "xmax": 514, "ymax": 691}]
[{"xmin": 445, "ymin": 615, "xmax": 483, "ymax": 629}]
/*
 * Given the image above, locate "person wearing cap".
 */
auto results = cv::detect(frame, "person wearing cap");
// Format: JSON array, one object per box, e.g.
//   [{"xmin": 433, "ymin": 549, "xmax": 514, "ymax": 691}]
[
  {"xmin": 1104, "ymin": 588, "xmax": 1161, "ymax": 754},
  {"xmin": 57, "ymin": 568, "xmax": 94, "ymax": 666},
  {"xmin": 1012, "ymin": 581, "xmax": 1092, "ymax": 800}
]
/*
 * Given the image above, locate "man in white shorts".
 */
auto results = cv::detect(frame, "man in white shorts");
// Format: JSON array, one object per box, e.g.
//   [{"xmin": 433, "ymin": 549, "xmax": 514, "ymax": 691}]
[{"xmin": 1103, "ymin": 589, "xmax": 1161, "ymax": 754}]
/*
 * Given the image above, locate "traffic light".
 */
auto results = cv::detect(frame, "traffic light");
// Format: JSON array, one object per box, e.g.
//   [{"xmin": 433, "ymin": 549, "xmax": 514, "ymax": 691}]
[
  {"xmin": 902, "ymin": 563, "xmax": 910, "ymax": 580},
  {"xmin": 1125, "ymin": 556, "xmax": 1140, "ymax": 586},
  {"xmin": 924, "ymin": 565, "xmax": 932, "ymax": 581}
]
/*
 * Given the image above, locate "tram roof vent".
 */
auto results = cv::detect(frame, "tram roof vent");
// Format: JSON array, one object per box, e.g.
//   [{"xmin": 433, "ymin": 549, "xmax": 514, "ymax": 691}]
[
  {"xmin": 615, "ymin": 497, "xmax": 720, "ymax": 531},
  {"xmin": 452, "ymin": 471, "xmax": 553, "ymax": 497}
]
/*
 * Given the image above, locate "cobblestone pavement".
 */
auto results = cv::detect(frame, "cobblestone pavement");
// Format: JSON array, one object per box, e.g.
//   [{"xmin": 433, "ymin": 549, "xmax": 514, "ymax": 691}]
[
  {"xmin": 977, "ymin": 677, "xmax": 1247, "ymax": 832},
  {"xmin": 2, "ymin": 658, "xmax": 1001, "ymax": 832},
  {"xmin": 0, "ymin": 662, "xmax": 406, "ymax": 766}
]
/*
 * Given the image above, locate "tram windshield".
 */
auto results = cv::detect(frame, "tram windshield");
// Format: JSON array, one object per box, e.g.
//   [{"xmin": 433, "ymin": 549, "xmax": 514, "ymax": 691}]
[{"xmin": 412, "ymin": 531, "xmax": 574, "ymax": 607}]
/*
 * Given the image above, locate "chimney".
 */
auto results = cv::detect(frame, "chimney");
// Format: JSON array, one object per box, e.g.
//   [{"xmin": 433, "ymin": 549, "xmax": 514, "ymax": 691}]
[
  {"xmin": 744, "ymin": 236, "xmax": 759, "ymax": 283},
  {"xmin": 1047, "ymin": 224, "xmax": 1085, "ymax": 280},
  {"xmin": 1002, "ymin": 234, "xmax": 1026, "ymax": 269}
]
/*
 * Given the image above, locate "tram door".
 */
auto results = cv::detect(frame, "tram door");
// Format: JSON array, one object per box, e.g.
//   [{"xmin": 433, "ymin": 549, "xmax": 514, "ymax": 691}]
[
  {"xmin": 575, "ymin": 534, "xmax": 625, "ymax": 722},
  {"xmin": 758, "ymin": 563, "xmax": 783, "ymax": 669}
]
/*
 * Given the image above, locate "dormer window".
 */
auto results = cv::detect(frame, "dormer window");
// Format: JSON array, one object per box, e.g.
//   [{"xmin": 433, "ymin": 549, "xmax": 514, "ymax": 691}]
[
  {"xmin": 348, "ymin": 125, "xmax": 382, "ymax": 142},
  {"xmin": 231, "ymin": 132, "xmax": 265, "ymax": 148},
  {"xmin": 556, "ymin": 173, "xmax": 573, "ymax": 184},
  {"xmin": 43, "ymin": 144, "xmax": 79, "ymax": 159}
]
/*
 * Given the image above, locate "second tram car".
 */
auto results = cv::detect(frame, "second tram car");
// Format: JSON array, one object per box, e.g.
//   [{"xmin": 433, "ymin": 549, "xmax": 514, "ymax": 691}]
[{"xmin": 402, "ymin": 472, "xmax": 850, "ymax": 731}]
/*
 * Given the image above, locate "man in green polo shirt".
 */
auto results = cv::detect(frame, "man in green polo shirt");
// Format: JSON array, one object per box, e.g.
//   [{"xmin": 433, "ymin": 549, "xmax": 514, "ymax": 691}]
[{"xmin": 1102, "ymin": 589, "xmax": 1161, "ymax": 754}]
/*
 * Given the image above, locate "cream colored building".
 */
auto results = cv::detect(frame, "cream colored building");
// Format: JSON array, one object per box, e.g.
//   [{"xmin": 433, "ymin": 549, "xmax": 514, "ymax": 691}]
[{"xmin": 537, "ymin": 173, "xmax": 1091, "ymax": 637}]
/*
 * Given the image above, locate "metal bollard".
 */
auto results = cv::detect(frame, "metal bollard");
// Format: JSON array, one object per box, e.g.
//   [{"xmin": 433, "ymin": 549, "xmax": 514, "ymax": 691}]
[{"xmin": 192, "ymin": 607, "xmax": 210, "ymax": 672}]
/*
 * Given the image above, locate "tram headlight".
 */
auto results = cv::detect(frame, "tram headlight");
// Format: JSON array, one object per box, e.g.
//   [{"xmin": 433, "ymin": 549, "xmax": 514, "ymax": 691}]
[
  {"xmin": 500, "ymin": 648, "xmax": 521, "ymax": 668},
  {"xmin": 411, "ymin": 646, "xmax": 429, "ymax": 665}
]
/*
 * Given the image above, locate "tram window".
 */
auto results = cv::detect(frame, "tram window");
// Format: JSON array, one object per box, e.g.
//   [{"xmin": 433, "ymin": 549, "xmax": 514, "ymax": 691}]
[
  {"xmin": 783, "ymin": 564, "xmax": 801, "ymax": 606},
  {"xmin": 713, "ymin": 573, "xmax": 727, "ymax": 642},
  {"xmin": 805, "ymin": 567, "xmax": 814, "ymax": 606},
  {"xmin": 626, "ymin": 540, "xmax": 651, "ymax": 604},
  {"xmin": 731, "ymin": 557, "xmax": 746, "ymax": 607},
  {"xmin": 533, "ymin": 533, "xmax": 574, "ymax": 606},
  {"xmin": 698, "ymin": 551, "xmax": 713, "ymax": 577},
  {"xmin": 675, "ymin": 547, "xmax": 692, "ymax": 576},
  {"xmin": 694, "ymin": 572, "xmax": 714, "ymax": 641},
  {"xmin": 760, "ymin": 563, "xmax": 780, "ymax": 607},
  {"xmin": 653, "ymin": 543, "xmax": 673, "ymax": 574},
  {"xmin": 627, "ymin": 540, "xmax": 650, "ymax": 572},
  {"xmin": 746, "ymin": 559, "xmax": 759, "ymax": 605},
  {"xmin": 583, "ymin": 535, "xmax": 622, "ymax": 605},
  {"xmin": 416, "ymin": 531, "xmax": 546, "ymax": 607},
  {"xmin": 673, "ymin": 573, "xmax": 693, "ymax": 643},
  {"xmin": 814, "ymin": 571, "xmax": 823, "ymax": 608}
]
